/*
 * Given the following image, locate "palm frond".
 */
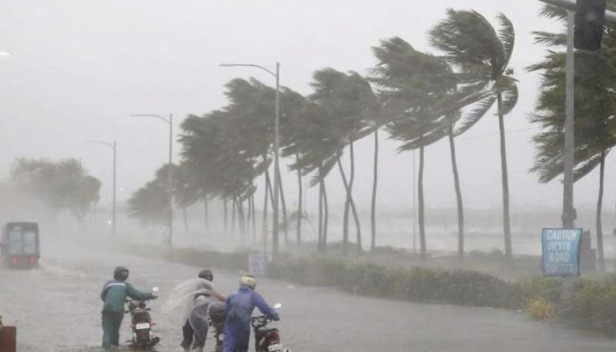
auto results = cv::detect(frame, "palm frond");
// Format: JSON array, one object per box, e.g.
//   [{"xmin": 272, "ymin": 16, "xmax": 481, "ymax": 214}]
[
  {"xmin": 454, "ymin": 96, "xmax": 497, "ymax": 136},
  {"xmin": 498, "ymin": 13, "xmax": 516, "ymax": 69}
]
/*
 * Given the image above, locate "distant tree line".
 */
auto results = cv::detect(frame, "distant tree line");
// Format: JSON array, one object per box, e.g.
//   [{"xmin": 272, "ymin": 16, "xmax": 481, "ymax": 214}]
[{"xmin": 2, "ymin": 158, "xmax": 101, "ymax": 222}]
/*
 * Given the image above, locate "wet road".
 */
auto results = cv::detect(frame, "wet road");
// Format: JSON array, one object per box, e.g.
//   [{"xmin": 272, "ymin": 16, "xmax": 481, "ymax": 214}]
[{"xmin": 1, "ymin": 238, "xmax": 615, "ymax": 352}]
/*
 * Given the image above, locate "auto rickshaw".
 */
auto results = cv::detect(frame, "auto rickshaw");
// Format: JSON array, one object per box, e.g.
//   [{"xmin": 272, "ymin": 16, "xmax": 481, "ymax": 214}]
[{"xmin": 0, "ymin": 222, "xmax": 40, "ymax": 268}]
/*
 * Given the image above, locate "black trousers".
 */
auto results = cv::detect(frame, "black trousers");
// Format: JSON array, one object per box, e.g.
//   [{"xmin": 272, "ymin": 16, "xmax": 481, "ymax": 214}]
[
  {"xmin": 181, "ymin": 316, "xmax": 209, "ymax": 349},
  {"xmin": 181, "ymin": 319, "xmax": 194, "ymax": 349}
]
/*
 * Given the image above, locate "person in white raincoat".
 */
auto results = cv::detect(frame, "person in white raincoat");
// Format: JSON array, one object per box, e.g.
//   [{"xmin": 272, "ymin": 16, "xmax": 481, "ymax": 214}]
[{"xmin": 162, "ymin": 269, "xmax": 226, "ymax": 352}]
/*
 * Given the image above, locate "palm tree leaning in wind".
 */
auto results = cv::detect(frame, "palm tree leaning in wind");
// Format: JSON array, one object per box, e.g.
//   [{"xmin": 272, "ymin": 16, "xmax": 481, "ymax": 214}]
[
  {"xmin": 278, "ymin": 87, "xmax": 314, "ymax": 244},
  {"xmin": 430, "ymin": 10, "xmax": 519, "ymax": 261},
  {"xmin": 284, "ymin": 100, "xmax": 343, "ymax": 252},
  {"xmin": 372, "ymin": 38, "xmax": 460, "ymax": 260},
  {"xmin": 309, "ymin": 68, "xmax": 376, "ymax": 254},
  {"xmin": 371, "ymin": 37, "xmax": 493, "ymax": 259}
]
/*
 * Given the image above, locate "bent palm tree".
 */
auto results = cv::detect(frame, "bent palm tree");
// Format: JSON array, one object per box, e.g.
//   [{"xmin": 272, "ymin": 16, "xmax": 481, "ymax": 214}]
[
  {"xmin": 371, "ymin": 37, "xmax": 493, "ymax": 259},
  {"xmin": 430, "ymin": 10, "xmax": 519, "ymax": 260}
]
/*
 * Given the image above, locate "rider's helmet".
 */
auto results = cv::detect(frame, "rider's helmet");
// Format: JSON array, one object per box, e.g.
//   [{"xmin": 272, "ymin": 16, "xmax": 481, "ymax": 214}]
[
  {"xmin": 114, "ymin": 266, "xmax": 130, "ymax": 281},
  {"xmin": 198, "ymin": 269, "xmax": 214, "ymax": 281},
  {"xmin": 240, "ymin": 275, "xmax": 257, "ymax": 290}
]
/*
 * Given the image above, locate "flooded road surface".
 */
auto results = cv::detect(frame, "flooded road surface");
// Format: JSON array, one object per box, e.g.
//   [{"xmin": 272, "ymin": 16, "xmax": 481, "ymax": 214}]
[{"xmin": 1, "ymin": 238, "xmax": 614, "ymax": 352}]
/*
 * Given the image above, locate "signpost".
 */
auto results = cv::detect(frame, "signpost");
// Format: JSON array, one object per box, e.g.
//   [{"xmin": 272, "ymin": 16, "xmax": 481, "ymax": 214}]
[
  {"xmin": 542, "ymin": 228, "xmax": 583, "ymax": 277},
  {"xmin": 249, "ymin": 253, "xmax": 267, "ymax": 277}
]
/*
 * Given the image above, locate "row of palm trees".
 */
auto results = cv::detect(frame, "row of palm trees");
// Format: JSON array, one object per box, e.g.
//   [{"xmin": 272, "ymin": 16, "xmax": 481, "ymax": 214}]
[{"xmin": 128, "ymin": 8, "xmax": 525, "ymax": 260}]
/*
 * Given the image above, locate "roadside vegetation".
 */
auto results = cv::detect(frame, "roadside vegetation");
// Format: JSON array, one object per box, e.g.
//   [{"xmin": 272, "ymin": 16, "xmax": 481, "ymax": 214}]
[{"xmin": 124, "ymin": 243, "xmax": 616, "ymax": 336}]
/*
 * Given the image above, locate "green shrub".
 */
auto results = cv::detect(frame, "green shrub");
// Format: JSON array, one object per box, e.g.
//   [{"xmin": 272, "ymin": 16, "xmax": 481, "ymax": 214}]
[
  {"xmin": 506, "ymin": 277, "xmax": 562, "ymax": 310},
  {"xmin": 526, "ymin": 297, "xmax": 555, "ymax": 320},
  {"xmin": 270, "ymin": 258, "xmax": 510, "ymax": 307},
  {"xmin": 568, "ymin": 278, "xmax": 616, "ymax": 335}
]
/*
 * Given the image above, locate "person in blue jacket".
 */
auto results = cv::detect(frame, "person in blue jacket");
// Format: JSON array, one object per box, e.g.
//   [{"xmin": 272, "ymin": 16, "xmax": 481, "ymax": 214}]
[
  {"xmin": 100, "ymin": 266, "xmax": 157, "ymax": 350},
  {"xmin": 223, "ymin": 275, "xmax": 279, "ymax": 352}
]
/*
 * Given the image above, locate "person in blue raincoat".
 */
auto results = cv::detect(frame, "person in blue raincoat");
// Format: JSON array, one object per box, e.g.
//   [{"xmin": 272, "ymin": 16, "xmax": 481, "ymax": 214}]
[
  {"xmin": 100, "ymin": 266, "xmax": 157, "ymax": 350},
  {"xmin": 223, "ymin": 275, "xmax": 279, "ymax": 352}
]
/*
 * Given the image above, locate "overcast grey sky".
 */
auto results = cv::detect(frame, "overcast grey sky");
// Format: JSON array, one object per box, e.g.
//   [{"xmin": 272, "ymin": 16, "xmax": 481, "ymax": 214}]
[{"xmin": 0, "ymin": 0, "xmax": 611, "ymax": 216}]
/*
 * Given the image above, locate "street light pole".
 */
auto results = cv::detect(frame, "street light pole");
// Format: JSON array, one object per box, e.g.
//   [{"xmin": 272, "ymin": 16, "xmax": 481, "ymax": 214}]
[
  {"xmin": 220, "ymin": 62, "xmax": 281, "ymax": 261},
  {"xmin": 273, "ymin": 63, "xmax": 281, "ymax": 260},
  {"xmin": 563, "ymin": 11, "xmax": 576, "ymax": 229},
  {"xmin": 559, "ymin": 8, "xmax": 578, "ymax": 304},
  {"xmin": 168, "ymin": 114, "xmax": 174, "ymax": 247},
  {"xmin": 113, "ymin": 141, "xmax": 117, "ymax": 237},
  {"xmin": 87, "ymin": 140, "xmax": 117, "ymax": 236},
  {"xmin": 131, "ymin": 113, "xmax": 174, "ymax": 246}
]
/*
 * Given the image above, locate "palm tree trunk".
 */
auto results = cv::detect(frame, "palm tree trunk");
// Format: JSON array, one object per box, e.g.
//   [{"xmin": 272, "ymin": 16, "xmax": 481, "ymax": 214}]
[
  {"xmin": 349, "ymin": 139, "xmax": 362, "ymax": 252},
  {"xmin": 323, "ymin": 176, "xmax": 329, "ymax": 251},
  {"xmin": 497, "ymin": 92, "xmax": 513, "ymax": 260},
  {"xmin": 448, "ymin": 122, "xmax": 465, "ymax": 259},
  {"xmin": 342, "ymin": 163, "xmax": 351, "ymax": 254},
  {"xmin": 242, "ymin": 198, "xmax": 247, "ymax": 238},
  {"xmin": 251, "ymin": 194, "xmax": 257, "ymax": 243},
  {"xmin": 418, "ymin": 144, "xmax": 427, "ymax": 260},
  {"xmin": 296, "ymin": 154, "xmax": 303, "ymax": 243},
  {"xmin": 262, "ymin": 175, "xmax": 270, "ymax": 246},
  {"xmin": 237, "ymin": 197, "xmax": 246, "ymax": 239},
  {"xmin": 350, "ymin": 193, "xmax": 362, "ymax": 253},
  {"xmin": 183, "ymin": 206, "xmax": 189, "ymax": 231},
  {"xmin": 204, "ymin": 198, "xmax": 209, "ymax": 236},
  {"xmin": 224, "ymin": 198, "xmax": 228, "ymax": 235},
  {"xmin": 371, "ymin": 129, "xmax": 379, "ymax": 252},
  {"xmin": 339, "ymin": 159, "xmax": 350, "ymax": 254},
  {"xmin": 318, "ymin": 166, "xmax": 324, "ymax": 251},
  {"xmin": 276, "ymin": 166, "xmax": 289, "ymax": 245},
  {"xmin": 231, "ymin": 197, "xmax": 237, "ymax": 237},
  {"xmin": 597, "ymin": 151, "xmax": 606, "ymax": 272},
  {"xmin": 338, "ymin": 157, "xmax": 362, "ymax": 254}
]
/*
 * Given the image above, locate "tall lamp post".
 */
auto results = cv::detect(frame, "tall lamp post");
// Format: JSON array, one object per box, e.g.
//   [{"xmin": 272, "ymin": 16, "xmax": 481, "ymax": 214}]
[
  {"xmin": 87, "ymin": 140, "xmax": 117, "ymax": 236},
  {"xmin": 131, "ymin": 113, "xmax": 174, "ymax": 246},
  {"xmin": 220, "ymin": 62, "xmax": 281, "ymax": 261}
]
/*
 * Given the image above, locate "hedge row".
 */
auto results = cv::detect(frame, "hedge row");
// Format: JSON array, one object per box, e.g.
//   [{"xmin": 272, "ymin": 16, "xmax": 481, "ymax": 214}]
[{"xmin": 267, "ymin": 257, "xmax": 562, "ymax": 310}]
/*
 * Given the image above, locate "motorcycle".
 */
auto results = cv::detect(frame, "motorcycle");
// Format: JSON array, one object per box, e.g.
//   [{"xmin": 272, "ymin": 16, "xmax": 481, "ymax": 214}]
[
  {"xmin": 251, "ymin": 303, "xmax": 290, "ymax": 352},
  {"xmin": 208, "ymin": 302, "xmax": 290, "ymax": 352},
  {"xmin": 125, "ymin": 287, "xmax": 161, "ymax": 351},
  {"xmin": 208, "ymin": 302, "xmax": 226, "ymax": 352}
]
